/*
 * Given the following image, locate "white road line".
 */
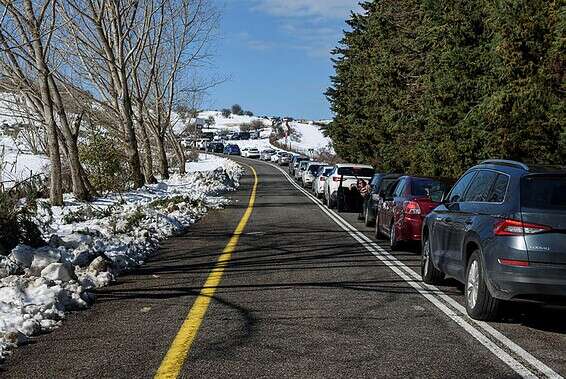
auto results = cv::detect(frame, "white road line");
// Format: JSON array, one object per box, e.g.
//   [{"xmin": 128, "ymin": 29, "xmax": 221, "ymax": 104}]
[{"xmin": 263, "ymin": 161, "xmax": 562, "ymax": 379}]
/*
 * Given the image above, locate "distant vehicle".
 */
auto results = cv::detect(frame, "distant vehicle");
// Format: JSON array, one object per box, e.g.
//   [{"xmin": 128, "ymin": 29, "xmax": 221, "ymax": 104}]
[
  {"xmin": 196, "ymin": 138, "xmax": 210, "ymax": 150},
  {"xmin": 375, "ymin": 175, "xmax": 453, "ymax": 250},
  {"xmin": 260, "ymin": 149, "xmax": 276, "ymax": 161},
  {"xmin": 312, "ymin": 166, "xmax": 334, "ymax": 198},
  {"xmin": 271, "ymin": 151, "xmax": 284, "ymax": 163},
  {"xmin": 422, "ymin": 160, "xmax": 566, "ymax": 320},
  {"xmin": 323, "ymin": 164, "xmax": 374, "ymax": 209},
  {"xmin": 360, "ymin": 173, "xmax": 403, "ymax": 227},
  {"xmin": 290, "ymin": 156, "xmax": 309, "ymax": 176},
  {"xmin": 250, "ymin": 131, "xmax": 260, "ymax": 139},
  {"xmin": 239, "ymin": 132, "xmax": 250, "ymax": 140},
  {"xmin": 242, "ymin": 147, "xmax": 260, "ymax": 158},
  {"xmin": 207, "ymin": 142, "xmax": 224, "ymax": 153},
  {"xmin": 278, "ymin": 152, "xmax": 291, "ymax": 166},
  {"xmin": 226, "ymin": 132, "xmax": 239, "ymax": 140},
  {"xmin": 295, "ymin": 160, "xmax": 311, "ymax": 182},
  {"xmin": 223, "ymin": 144, "xmax": 241, "ymax": 155},
  {"xmin": 302, "ymin": 162, "xmax": 325, "ymax": 188}
]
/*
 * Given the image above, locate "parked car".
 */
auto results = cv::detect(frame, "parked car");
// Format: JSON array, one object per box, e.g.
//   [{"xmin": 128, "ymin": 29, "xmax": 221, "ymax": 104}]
[
  {"xmin": 360, "ymin": 173, "xmax": 403, "ymax": 227},
  {"xmin": 260, "ymin": 149, "xmax": 276, "ymax": 161},
  {"xmin": 271, "ymin": 151, "xmax": 283, "ymax": 163},
  {"xmin": 375, "ymin": 176, "xmax": 453, "ymax": 250},
  {"xmin": 323, "ymin": 164, "xmax": 375, "ymax": 209},
  {"xmin": 241, "ymin": 147, "xmax": 260, "ymax": 158},
  {"xmin": 223, "ymin": 144, "xmax": 241, "ymax": 155},
  {"xmin": 302, "ymin": 162, "xmax": 325, "ymax": 188},
  {"xmin": 207, "ymin": 142, "xmax": 224, "ymax": 153},
  {"xmin": 312, "ymin": 166, "xmax": 334, "ymax": 198},
  {"xmin": 225, "ymin": 132, "xmax": 239, "ymax": 140},
  {"xmin": 196, "ymin": 138, "xmax": 210, "ymax": 150},
  {"xmin": 295, "ymin": 160, "xmax": 311, "ymax": 182},
  {"xmin": 421, "ymin": 160, "xmax": 566, "ymax": 320},
  {"xmin": 290, "ymin": 156, "xmax": 309, "ymax": 176},
  {"xmin": 239, "ymin": 132, "xmax": 250, "ymax": 140},
  {"xmin": 250, "ymin": 131, "xmax": 259, "ymax": 139},
  {"xmin": 278, "ymin": 152, "xmax": 291, "ymax": 166}
]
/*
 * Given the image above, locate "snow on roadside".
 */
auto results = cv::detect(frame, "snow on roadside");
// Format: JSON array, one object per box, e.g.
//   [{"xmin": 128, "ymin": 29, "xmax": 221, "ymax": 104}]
[{"xmin": 0, "ymin": 154, "xmax": 243, "ymax": 359}]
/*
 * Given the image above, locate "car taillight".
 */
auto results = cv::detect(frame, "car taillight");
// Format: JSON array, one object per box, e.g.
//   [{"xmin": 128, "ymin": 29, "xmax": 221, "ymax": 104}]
[
  {"xmin": 332, "ymin": 176, "xmax": 341, "ymax": 182},
  {"xmin": 494, "ymin": 219, "xmax": 552, "ymax": 236},
  {"xmin": 403, "ymin": 201, "xmax": 421, "ymax": 215},
  {"xmin": 320, "ymin": 177, "xmax": 326, "ymax": 181}
]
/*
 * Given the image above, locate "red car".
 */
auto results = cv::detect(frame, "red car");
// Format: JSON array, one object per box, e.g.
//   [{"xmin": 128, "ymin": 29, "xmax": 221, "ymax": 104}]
[{"xmin": 375, "ymin": 176, "xmax": 453, "ymax": 250}]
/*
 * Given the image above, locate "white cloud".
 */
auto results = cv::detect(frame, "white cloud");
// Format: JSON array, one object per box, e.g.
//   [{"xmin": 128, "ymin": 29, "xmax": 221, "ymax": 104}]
[{"xmin": 251, "ymin": 0, "xmax": 360, "ymax": 20}]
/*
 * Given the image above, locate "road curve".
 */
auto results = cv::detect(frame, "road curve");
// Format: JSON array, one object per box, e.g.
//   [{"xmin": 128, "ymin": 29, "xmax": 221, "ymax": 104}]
[{"xmin": 3, "ymin": 156, "xmax": 565, "ymax": 378}]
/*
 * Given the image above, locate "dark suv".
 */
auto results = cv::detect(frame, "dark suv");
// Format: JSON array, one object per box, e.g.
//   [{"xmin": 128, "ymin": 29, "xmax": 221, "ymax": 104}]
[
  {"xmin": 421, "ymin": 160, "xmax": 566, "ymax": 320},
  {"xmin": 360, "ymin": 173, "xmax": 402, "ymax": 227}
]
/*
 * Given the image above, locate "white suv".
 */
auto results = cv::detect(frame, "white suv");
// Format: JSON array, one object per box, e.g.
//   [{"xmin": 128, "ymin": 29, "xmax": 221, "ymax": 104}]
[
  {"xmin": 323, "ymin": 164, "xmax": 375, "ymax": 209},
  {"xmin": 301, "ymin": 162, "xmax": 325, "ymax": 188}
]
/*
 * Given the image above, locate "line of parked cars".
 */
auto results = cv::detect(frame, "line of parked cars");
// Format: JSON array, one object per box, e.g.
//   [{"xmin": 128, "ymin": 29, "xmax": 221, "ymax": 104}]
[{"xmin": 285, "ymin": 155, "xmax": 566, "ymax": 321}]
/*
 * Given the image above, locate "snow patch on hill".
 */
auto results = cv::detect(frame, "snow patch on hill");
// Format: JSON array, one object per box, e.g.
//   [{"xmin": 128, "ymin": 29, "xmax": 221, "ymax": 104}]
[
  {"xmin": 199, "ymin": 111, "xmax": 271, "ymax": 131},
  {"xmin": 277, "ymin": 122, "xmax": 333, "ymax": 155}
]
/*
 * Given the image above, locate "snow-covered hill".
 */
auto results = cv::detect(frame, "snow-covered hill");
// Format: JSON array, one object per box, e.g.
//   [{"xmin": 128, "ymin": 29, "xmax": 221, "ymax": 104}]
[
  {"xmin": 277, "ymin": 121, "xmax": 333, "ymax": 155},
  {"xmin": 198, "ymin": 111, "xmax": 272, "ymax": 131}
]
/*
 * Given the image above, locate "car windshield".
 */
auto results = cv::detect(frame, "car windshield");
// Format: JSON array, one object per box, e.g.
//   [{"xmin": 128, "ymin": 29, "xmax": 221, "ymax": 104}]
[
  {"xmin": 412, "ymin": 178, "xmax": 450, "ymax": 202},
  {"xmin": 337, "ymin": 167, "xmax": 374, "ymax": 177},
  {"xmin": 323, "ymin": 168, "xmax": 333, "ymax": 176},
  {"xmin": 521, "ymin": 175, "xmax": 566, "ymax": 210}
]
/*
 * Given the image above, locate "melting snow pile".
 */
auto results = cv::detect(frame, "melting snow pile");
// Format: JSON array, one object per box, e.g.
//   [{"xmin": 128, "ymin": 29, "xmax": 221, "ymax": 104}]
[{"xmin": 0, "ymin": 155, "xmax": 242, "ymax": 359}]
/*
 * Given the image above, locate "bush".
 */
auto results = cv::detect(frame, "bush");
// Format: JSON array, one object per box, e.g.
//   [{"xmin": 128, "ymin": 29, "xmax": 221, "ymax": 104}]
[
  {"xmin": 80, "ymin": 131, "xmax": 129, "ymax": 193},
  {"xmin": 243, "ymin": 110, "xmax": 254, "ymax": 116},
  {"xmin": 221, "ymin": 108, "xmax": 231, "ymax": 118},
  {"xmin": 250, "ymin": 120, "xmax": 263, "ymax": 130},
  {"xmin": 239, "ymin": 123, "xmax": 251, "ymax": 132},
  {"xmin": 0, "ymin": 178, "xmax": 47, "ymax": 255},
  {"xmin": 231, "ymin": 104, "xmax": 243, "ymax": 116}
]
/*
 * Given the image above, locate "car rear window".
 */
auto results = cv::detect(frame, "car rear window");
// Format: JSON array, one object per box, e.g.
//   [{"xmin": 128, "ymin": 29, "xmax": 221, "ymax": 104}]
[
  {"xmin": 337, "ymin": 167, "xmax": 374, "ymax": 177},
  {"xmin": 521, "ymin": 176, "xmax": 566, "ymax": 210},
  {"xmin": 411, "ymin": 179, "xmax": 451, "ymax": 202},
  {"xmin": 308, "ymin": 165, "xmax": 322, "ymax": 174}
]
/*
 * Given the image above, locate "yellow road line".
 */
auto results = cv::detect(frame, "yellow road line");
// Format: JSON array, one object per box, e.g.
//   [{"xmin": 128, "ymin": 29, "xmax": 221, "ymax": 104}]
[{"xmin": 155, "ymin": 164, "xmax": 258, "ymax": 379}]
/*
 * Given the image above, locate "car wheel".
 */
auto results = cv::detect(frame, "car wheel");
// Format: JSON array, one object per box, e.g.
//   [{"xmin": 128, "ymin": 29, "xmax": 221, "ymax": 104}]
[
  {"xmin": 390, "ymin": 222, "xmax": 400, "ymax": 251},
  {"xmin": 328, "ymin": 196, "xmax": 336, "ymax": 209},
  {"xmin": 364, "ymin": 207, "xmax": 375, "ymax": 227},
  {"xmin": 465, "ymin": 251, "xmax": 501, "ymax": 321},
  {"xmin": 374, "ymin": 214, "xmax": 382, "ymax": 239},
  {"xmin": 421, "ymin": 238, "xmax": 444, "ymax": 284}
]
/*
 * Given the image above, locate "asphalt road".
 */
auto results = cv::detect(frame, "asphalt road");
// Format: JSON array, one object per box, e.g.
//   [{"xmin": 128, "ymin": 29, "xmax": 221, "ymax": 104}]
[{"xmin": 3, "ymin": 156, "xmax": 566, "ymax": 378}]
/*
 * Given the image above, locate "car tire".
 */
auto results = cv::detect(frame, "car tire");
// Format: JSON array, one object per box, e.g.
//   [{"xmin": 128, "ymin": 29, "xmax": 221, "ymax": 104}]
[
  {"xmin": 328, "ymin": 196, "xmax": 336, "ymax": 209},
  {"xmin": 421, "ymin": 238, "xmax": 444, "ymax": 284},
  {"xmin": 390, "ymin": 222, "xmax": 400, "ymax": 251},
  {"xmin": 364, "ymin": 207, "xmax": 375, "ymax": 227},
  {"xmin": 374, "ymin": 215, "xmax": 382, "ymax": 239},
  {"xmin": 465, "ymin": 251, "xmax": 501, "ymax": 321}
]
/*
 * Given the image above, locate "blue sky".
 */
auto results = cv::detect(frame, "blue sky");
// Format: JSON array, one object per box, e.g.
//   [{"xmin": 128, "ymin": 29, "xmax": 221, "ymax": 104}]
[{"xmin": 204, "ymin": 1, "xmax": 361, "ymax": 120}]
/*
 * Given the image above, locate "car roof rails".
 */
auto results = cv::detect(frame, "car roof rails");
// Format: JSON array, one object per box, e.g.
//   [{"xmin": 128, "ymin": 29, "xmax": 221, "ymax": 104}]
[{"xmin": 480, "ymin": 159, "xmax": 529, "ymax": 171}]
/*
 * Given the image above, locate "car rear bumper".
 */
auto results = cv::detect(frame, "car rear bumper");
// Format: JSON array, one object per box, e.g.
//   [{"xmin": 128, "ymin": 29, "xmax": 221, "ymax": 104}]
[
  {"xmin": 397, "ymin": 215, "xmax": 424, "ymax": 241},
  {"xmin": 487, "ymin": 262, "xmax": 566, "ymax": 301}
]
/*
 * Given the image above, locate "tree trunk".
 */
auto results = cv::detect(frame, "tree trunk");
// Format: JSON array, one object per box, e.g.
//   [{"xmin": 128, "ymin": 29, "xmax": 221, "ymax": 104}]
[
  {"xmin": 156, "ymin": 133, "xmax": 169, "ymax": 179},
  {"xmin": 137, "ymin": 111, "xmax": 157, "ymax": 184},
  {"xmin": 168, "ymin": 132, "xmax": 186, "ymax": 175},
  {"xmin": 23, "ymin": 0, "xmax": 63, "ymax": 205}
]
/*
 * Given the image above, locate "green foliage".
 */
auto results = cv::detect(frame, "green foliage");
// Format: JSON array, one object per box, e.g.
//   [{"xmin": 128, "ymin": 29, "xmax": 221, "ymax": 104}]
[
  {"xmin": 327, "ymin": 0, "xmax": 565, "ymax": 177},
  {"xmin": 231, "ymin": 104, "xmax": 243, "ymax": 115},
  {"xmin": 80, "ymin": 131, "xmax": 129, "ymax": 193},
  {"xmin": 0, "ymin": 177, "xmax": 47, "ymax": 255},
  {"xmin": 244, "ymin": 110, "xmax": 254, "ymax": 116},
  {"xmin": 221, "ymin": 108, "xmax": 231, "ymax": 118}
]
